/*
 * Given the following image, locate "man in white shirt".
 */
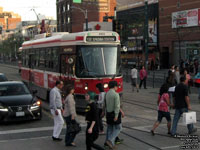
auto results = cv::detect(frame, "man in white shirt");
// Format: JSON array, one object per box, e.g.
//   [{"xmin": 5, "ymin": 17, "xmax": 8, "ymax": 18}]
[
  {"xmin": 131, "ymin": 65, "xmax": 139, "ymax": 92},
  {"xmin": 49, "ymin": 80, "xmax": 64, "ymax": 141}
]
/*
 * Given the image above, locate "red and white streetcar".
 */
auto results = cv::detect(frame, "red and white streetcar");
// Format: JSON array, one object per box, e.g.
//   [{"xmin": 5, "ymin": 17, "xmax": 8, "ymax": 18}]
[{"xmin": 21, "ymin": 31, "xmax": 123, "ymax": 111}]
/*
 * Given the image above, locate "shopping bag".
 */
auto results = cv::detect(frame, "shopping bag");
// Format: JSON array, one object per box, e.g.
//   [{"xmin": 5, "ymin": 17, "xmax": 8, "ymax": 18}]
[{"xmin": 182, "ymin": 111, "xmax": 196, "ymax": 125}]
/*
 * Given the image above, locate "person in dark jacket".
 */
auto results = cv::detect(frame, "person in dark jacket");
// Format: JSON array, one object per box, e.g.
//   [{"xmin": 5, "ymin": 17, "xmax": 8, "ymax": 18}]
[
  {"xmin": 85, "ymin": 91, "xmax": 104, "ymax": 150},
  {"xmin": 171, "ymin": 76, "xmax": 197, "ymax": 136}
]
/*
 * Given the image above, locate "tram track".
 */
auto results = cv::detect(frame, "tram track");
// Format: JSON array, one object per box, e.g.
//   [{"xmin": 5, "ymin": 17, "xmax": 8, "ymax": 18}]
[{"xmin": 123, "ymin": 98, "xmax": 200, "ymax": 122}]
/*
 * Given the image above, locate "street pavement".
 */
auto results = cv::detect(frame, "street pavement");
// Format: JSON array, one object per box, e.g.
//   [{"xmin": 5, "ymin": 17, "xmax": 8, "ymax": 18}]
[{"xmin": 0, "ymin": 63, "xmax": 200, "ymax": 150}]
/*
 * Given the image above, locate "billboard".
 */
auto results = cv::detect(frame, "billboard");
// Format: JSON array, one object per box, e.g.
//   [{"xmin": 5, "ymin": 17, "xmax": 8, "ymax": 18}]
[{"xmin": 172, "ymin": 8, "xmax": 200, "ymax": 28}]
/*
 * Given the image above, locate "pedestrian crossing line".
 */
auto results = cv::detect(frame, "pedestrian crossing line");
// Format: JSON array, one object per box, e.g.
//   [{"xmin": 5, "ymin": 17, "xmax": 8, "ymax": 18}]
[
  {"xmin": 161, "ymin": 145, "xmax": 180, "ymax": 149},
  {"xmin": 0, "ymin": 133, "xmax": 85, "ymax": 143}
]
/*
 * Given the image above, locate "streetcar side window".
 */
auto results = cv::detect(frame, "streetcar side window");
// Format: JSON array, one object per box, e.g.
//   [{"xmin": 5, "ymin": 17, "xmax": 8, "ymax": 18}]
[
  {"xmin": 52, "ymin": 48, "xmax": 58, "ymax": 72},
  {"xmin": 39, "ymin": 49, "xmax": 45, "ymax": 69},
  {"xmin": 46, "ymin": 48, "xmax": 51, "ymax": 69},
  {"xmin": 35, "ymin": 49, "xmax": 40, "ymax": 67},
  {"xmin": 25, "ymin": 49, "xmax": 29, "ymax": 67}
]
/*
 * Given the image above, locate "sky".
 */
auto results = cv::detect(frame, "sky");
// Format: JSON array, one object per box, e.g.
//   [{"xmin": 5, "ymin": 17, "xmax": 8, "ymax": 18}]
[{"xmin": 0, "ymin": 0, "xmax": 56, "ymax": 21}]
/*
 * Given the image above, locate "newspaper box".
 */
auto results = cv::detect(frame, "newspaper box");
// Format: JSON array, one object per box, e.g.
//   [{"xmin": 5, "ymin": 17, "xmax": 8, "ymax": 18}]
[{"xmin": 182, "ymin": 112, "xmax": 196, "ymax": 125}]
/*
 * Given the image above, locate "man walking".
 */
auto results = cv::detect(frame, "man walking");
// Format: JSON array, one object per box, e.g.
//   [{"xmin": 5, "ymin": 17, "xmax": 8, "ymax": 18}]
[
  {"xmin": 171, "ymin": 76, "xmax": 197, "ymax": 136},
  {"xmin": 105, "ymin": 81, "xmax": 122, "ymax": 149},
  {"xmin": 50, "ymin": 80, "xmax": 64, "ymax": 141},
  {"xmin": 131, "ymin": 65, "xmax": 139, "ymax": 92}
]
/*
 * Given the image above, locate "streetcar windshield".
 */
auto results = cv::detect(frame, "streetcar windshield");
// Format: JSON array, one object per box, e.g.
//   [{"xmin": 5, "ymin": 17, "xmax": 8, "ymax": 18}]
[{"xmin": 76, "ymin": 45, "xmax": 121, "ymax": 77}]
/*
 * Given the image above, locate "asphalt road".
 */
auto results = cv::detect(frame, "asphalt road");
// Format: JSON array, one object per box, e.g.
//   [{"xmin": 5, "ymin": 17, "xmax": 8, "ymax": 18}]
[{"xmin": 0, "ymin": 64, "xmax": 199, "ymax": 150}]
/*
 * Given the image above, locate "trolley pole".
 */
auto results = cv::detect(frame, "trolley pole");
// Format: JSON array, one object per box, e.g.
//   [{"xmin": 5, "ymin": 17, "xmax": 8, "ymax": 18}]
[{"xmin": 144, "ymin": 0, "xmax": 149, "ymax": 70}]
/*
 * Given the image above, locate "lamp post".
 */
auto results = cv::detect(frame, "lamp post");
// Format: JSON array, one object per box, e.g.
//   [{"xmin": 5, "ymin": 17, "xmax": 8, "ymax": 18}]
[
  {"xmin": 71, "ymin": 6, "xmax": 88, "ymax": 31},
  {"xmin": 144, "ymin": 0, "xmax": 149, "ymax": 70}
]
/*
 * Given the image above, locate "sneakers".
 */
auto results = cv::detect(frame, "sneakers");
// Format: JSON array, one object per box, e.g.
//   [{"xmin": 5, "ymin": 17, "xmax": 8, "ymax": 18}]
[
  {"xmin": 151, "ymin": 130, "xmax": 155, "ymax": 136},
  {"xmin": 115, "ymin": 138, "xmax": 123, "ymax": 145},
  {"xmin": 188, "ymin": 128, "xmax": 197, "ymax": 134},
  {"xmin": 52, "ymin": 136, "xmax": 62, "ymax": 141}
]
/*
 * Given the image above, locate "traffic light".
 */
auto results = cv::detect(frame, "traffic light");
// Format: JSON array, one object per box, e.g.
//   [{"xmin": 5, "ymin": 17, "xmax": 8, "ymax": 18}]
[{"xmin": 112, "ymin": 20, "xmax": 121, "ymax": 32}]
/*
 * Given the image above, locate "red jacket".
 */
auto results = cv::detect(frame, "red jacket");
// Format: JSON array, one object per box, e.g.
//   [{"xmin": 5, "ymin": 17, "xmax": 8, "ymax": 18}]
[{"xmin": 139, "ymin": 69, "xmax": 147, "ymax": 80}]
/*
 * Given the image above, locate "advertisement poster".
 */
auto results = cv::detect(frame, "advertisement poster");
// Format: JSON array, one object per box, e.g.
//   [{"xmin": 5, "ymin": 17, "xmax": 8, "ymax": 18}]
[
  {"xmin": 149, "ymin": 19, "xmax": 157, "ymax": 44},
  {"xmin": 172, "ymin": 8, "xmax": 200, "ymax": 28}
]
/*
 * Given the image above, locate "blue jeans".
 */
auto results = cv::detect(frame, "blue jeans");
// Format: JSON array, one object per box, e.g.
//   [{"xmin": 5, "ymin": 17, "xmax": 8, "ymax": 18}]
[
  {"xmin": 171, "ymin": 108, "xmax": 194, "ymax": 135},
  {"xmin": 64, "ymin": 116, "xmax": 77, "ymax": 145},
  {"xmin": 198, "ymin": 87, "xmax": 200, "ymax": 100},
  {"xmin": 106, "ymin": 124, "xmax": 122, "ymax": 146}
]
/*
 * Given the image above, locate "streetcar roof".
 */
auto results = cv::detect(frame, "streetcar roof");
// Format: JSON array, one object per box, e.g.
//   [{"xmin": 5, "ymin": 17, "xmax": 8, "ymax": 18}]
[{"xmin": 22, "ymin": 31, "xmax": 120, "ymax": 49}]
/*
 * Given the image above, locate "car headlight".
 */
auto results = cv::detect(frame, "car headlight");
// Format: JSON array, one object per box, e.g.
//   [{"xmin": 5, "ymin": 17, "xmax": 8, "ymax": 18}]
[
  {"xmin": 30, "ymin": 100, "xmax": 41, "ymax": 110},
  {"xmin": 0, "ymin": 103, "xmax": 8, "ymax": 112}
]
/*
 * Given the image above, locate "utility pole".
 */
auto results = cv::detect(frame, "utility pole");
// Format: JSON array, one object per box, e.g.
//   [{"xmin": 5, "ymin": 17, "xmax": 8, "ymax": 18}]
[
  {"xmin": 144, "ymin": 0, "xmax": 149, "ymax": 70},
  {"xmin": 71, "ymin": 6, "xmax": 88, "ymax": 31}
]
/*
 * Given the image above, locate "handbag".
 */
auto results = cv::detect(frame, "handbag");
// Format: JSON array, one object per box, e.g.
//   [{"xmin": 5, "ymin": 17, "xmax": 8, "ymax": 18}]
[
  {"xmin": 182, "ymin": 111, "xmax": 196, "ymax": 125},
  {"xmin": 68, "ymin": 120, "xmax": 81, "ymax": 134}
]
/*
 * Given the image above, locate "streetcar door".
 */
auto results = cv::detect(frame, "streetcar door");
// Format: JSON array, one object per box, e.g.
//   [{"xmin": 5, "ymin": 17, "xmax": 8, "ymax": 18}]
[{"xmin": 60, "ymin": 54, "xmax": 76, "ymax": 93}]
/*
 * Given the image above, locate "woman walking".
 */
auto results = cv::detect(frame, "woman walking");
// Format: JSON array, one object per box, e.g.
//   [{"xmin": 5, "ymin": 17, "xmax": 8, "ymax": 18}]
[
  {"xmin": 63, "ymin": 85, "xmax": 77, "ymax": 147},
  {"xmin": 139, "ymin": 66, "xmax": 147, "ymax": 89},
  {"xmin": 96, "ymin": 83, "xmax": 106, "ymax": 134},
  {"xmin": 85, "ymin": 91, "xmax": 104, "ymax": 150},
  {"xmin": 151, "ymin": 83, "xmax": 173, "ymax": 135}
]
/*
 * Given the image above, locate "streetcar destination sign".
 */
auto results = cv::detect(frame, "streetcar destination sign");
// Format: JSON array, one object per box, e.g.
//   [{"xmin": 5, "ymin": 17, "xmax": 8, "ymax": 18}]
[{"xmin": 86, "ymin": 36, "xmax": 116, "ymax": 42}]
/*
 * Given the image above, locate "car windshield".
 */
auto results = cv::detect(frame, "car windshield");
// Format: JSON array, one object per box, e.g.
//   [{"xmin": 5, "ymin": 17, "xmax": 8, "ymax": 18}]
[
  {"xmin": 0, "ymin": 75, "xmax": 8, "ymax": 82},
  {"xmin": 76, "ymin": 45, "xmax": 121, "ymax": 77},
  {"xmin": 0, "ymin": 83, "xmax": 30, "ymax": 96}
]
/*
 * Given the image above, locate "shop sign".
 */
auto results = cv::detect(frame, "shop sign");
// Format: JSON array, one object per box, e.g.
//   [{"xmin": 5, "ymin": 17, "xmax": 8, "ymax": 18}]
[{"xmin": 172, "ymin": 8, "xmax": 200, "ymax": 28}]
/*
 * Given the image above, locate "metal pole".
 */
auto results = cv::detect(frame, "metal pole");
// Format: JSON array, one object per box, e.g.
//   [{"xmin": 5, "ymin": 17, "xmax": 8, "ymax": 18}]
[
  {"xmin": 144, "ymin": 0, "xmax": 149, "ymax": 70},
  {"xmin": 85, "ymin": 9, "xmax": 88, "ymax": 31}
]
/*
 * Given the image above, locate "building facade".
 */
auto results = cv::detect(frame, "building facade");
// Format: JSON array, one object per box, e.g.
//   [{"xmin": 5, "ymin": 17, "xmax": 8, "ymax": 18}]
[
  {"xmin": 0, "ymin": 7, "xmax": 21, "ymax": 31},
  {"xmin": 117, "ymin": 1, "xmax": 159, "ymax": 68},
  {"xmin": 159, "ymin": 0, "xmax": 200, "ymax": 68},
  {"xmin": 56, "ymin": 0, "xmax": 116, "ymax": 32}
]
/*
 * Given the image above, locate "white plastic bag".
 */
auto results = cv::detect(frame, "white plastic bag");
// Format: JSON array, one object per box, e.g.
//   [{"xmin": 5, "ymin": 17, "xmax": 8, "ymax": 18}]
[{"xmin": 182, "ymin": 111, "xmax": 196, "ymax": 125}]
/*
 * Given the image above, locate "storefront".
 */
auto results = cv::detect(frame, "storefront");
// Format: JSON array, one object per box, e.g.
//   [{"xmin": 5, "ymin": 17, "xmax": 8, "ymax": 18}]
[{"xmin": 117, "ymin": 2, "xmax": 159, "ymax": 69}]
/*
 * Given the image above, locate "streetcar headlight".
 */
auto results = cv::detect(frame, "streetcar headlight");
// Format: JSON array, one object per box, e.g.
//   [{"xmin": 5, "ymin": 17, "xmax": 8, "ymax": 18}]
[
  {"xmin": 85, "ymin": 83, "xmax": 88, "ymax": 90},
  {"xmin": 0, "ymin": 103, "xmax": 8, "ymax": 112},
  {"xmin": 104, "ymin": 83, "xmax": 108, "ymax": 89}
]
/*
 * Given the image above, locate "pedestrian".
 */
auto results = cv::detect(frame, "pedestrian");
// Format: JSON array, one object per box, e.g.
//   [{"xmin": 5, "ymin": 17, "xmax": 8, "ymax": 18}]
[
  {"xmin": 171, "ymin": 76, "xmax": 197, "ymax": 136},
  {"xmin": 63, "ymin": 84, "xmax": 77, "ymax": 147},
  {"xmin": 194, "ymin": 72, "xmax": 200, "ymax": 103},
  {"xmin": 184, "ymin": 69, "xmax": 191, "ymax": 93},
  {"xmin": 105, "ymin": 81, "xmax": 122, "ymax": 150},
  {"xmin": 139, "ymin": 66, "xmax": 147, "ymax": 89},
  {"xmin": 194, "ymin": 59, "xmax": 199, "ymax": 75},
  {"xmin": 49, "ymin": 80, "xmax": 64, "ymax": 141},
  {"xmin": 131, "ymin": 65, "xmax": 139, "ymax": 92},
  {"xmin": 168, "ymin": 65, "xmax": 175, "ymax": 76},
  {"xmin": 151, "ymin": 59, "xmax": 155, "ymax": 70},
  {"xmin": 96, "ymin": 83, "xmax": 106, "ymax": 134},
  {"xmin": 151, "ymin": 83, "xmax": 173, "ymax": 135},
  {"xmin": 174, "ymin": 66, "xmax": 180, "ymax": 85},
  {"xmin": 85, "ymin": 91, "xmax": 104, "ymax": 150}
]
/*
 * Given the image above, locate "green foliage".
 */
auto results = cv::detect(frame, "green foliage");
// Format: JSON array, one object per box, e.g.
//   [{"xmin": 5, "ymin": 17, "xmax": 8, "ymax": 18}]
[{"xmin": 0, "ymin": 34, "xmax": 24, "ymax": 57}]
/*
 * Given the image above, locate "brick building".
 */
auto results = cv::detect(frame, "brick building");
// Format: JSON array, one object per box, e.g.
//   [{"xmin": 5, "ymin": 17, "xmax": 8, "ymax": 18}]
[
  {"xmin": 0, "ymin": 7, "xmax": 21, "ymax": 31},
  {"xmin": 159, "ymin": 0, "xmax": 200, "ymax": 68},
  {"xmin": 57, "ymin": 0, "xmax": 116, "ymax": 32}
]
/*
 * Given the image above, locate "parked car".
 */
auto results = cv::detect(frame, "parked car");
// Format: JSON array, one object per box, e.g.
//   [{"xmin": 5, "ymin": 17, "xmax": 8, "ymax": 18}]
[
  {"xmin": 0, "ymin": 73, "xmax": 8, "ymax": 82},
  {"xmin": 0, "ymin": 81, "xmax": 42, "ymax": 122}
]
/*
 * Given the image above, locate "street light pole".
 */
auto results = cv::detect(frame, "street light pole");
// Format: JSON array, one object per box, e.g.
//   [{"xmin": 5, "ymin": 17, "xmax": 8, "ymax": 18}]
[
  {"xmin": 144, "ymin": 0, "xmax": 149, "ymax": 70},
  {"xmin": 71, "ymin": 6, "xmax": 88, "ymax": 31}
]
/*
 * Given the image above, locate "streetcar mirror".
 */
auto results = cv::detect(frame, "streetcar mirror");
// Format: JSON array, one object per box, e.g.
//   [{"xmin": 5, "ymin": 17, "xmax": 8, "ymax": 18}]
[{"xmin": 68, "ymin": 58, "xmax": 74, "ymax": 64}]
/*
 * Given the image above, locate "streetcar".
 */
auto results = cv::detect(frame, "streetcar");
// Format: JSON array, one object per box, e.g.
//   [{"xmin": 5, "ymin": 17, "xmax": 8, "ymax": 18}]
[{"xmin": 20, "ymin": 31, "xmax": 123, "ymax": 111}]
